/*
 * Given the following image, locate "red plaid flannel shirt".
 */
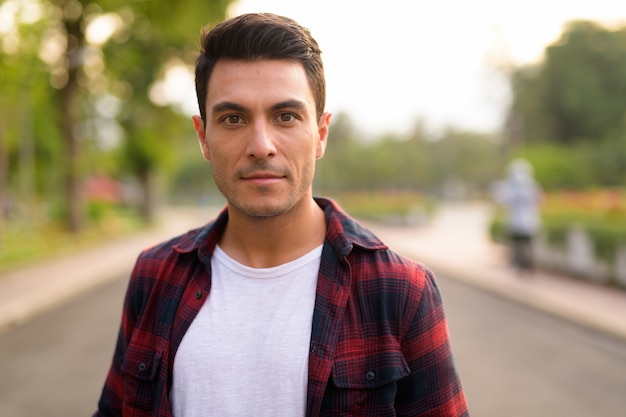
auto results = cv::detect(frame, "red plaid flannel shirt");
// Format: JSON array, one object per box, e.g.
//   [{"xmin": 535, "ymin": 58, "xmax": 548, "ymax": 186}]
[{"xmin": 94, "ymin": 198, "xmax": 468, "ymax": 416}]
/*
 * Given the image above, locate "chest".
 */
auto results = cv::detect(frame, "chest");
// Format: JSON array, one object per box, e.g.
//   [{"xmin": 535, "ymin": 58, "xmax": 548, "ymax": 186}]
[{"xmin": 170, "ymin": 250, "xmax": 320, "ymax": 416}]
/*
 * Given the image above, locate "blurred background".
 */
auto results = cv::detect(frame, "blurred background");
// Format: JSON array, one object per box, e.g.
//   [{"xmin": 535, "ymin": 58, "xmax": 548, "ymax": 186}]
[
  {"xmin": 1, "ymin": 0, "xmax": 624, "ymax": 273},
  {"xmin": 1, "ymin": 0, "xmax": 625, "ymax": 416}
]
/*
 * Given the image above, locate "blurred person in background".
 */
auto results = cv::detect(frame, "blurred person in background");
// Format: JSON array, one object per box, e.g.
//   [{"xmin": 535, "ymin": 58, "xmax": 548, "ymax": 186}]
[
  {"xmin": 93, "ymin": 13, "xmax": 468, "ymax": 417},
  {"xmin": 492, "ymin": 158, "xmax": 542, "ymax": 274}
]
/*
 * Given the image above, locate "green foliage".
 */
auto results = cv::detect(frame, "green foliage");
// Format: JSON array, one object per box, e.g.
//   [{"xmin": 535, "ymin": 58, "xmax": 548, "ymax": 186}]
[
  {"xmin": 0, "ymin": 204, "xmax": 146, "ymax": 273},
  {"xmin": 512, "ymin": 136, "xmax": 625, "ymax": 190},
  {"xmin": 513, "ymin": 142, "xmax": 589, "ymax": 189},
  {"xmin": 507, "ymin": 20, "xmax": 626, "ymax": 146},
  {"xmin": 490, "ymin": 209, "xmax": 575, "ymax": 249},
  {"xmin": 582, "ymin": 131, "xmax": 626, "ymax": 187},
  {"xmin": 314, "ymin": 113, "xmax": 502, "ymax": 196},
  {"xmin": 0, "ymin": 8, "xmax": 65, "ymax": 202},
  {"xmin": 540, "ymin": 214, "xmax": 570, "ymax": 248},
  {"xmin": 586, "ymin": 222, "xmax": 626, "ymax": 262},
  {"xmin": 90, "ymin": 0, "xmax": 232, "ymax": 190},
  {"xmin": 327, "ymin": 191, "xmax": 434, "ymax": 223},
  {"xmin": 542, "ymin": 190, "xmax": 626, "ymax": 262},
  {"xmin": 0, "ymin": 0, "xmax": 233, "ymax": 232},
  {"xmin": 167, "ymin": 135, "xmax": 222, "ymax": 205},
  {"xmin": 491, "ymin": 190, "xmax": 626, "ymax": 263}
]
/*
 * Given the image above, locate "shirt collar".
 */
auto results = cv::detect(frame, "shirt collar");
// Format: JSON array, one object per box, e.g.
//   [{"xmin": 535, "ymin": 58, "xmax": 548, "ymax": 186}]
[
  {"xmin": 172, "ymin": 197, "xmax": 388, "ymax": 257},
  {"xmin": 317, "ymin": 197, "xmax": 388, "ymax": 256}
]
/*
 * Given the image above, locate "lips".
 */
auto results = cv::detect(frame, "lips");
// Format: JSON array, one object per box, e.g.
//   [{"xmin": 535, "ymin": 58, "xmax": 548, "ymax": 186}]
[
  {"xmin": 242, "ymin": 171, "xmax": 285, "ymax": 180},
  {"xmin": 240, "ymin": 169, "xmax": 287, "ymax": 188}
]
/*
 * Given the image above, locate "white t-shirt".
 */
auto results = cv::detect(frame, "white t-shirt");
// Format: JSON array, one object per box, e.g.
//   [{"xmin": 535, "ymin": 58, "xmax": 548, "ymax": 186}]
[{"xmin": 171, "ymin": 244, "xmax": 322, "ymax": 417}]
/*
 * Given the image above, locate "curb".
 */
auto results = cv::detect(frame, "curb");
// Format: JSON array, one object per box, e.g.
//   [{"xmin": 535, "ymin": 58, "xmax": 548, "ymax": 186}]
[{"xmin": 423, "ymin": 257, "xmax": 626, "ymax": 342}]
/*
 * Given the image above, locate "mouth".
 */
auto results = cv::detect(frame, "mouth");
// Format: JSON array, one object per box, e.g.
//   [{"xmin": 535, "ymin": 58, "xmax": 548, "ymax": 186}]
[{"xmin": 241, "ymin": 170, "xmax": 286, "ymax": 185}]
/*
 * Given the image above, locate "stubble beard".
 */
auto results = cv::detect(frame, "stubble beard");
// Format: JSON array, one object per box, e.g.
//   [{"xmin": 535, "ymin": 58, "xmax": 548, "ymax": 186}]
[{"xmin": 212, "ymin": 162, "xmax": 315, "ymax": 220}]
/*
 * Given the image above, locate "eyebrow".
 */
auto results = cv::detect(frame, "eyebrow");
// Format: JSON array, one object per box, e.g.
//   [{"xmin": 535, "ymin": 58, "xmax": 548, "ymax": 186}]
[
  {"xmin": 211, "ymin": 101, "xmax": 246, "ymax": 115},
  {"xmin": 270, "ymin": 99, "xmax": 307, "ymax": 112},
  {"xmin": 210, "ymin": 99, "xmax": 308, "ymax": 116}
]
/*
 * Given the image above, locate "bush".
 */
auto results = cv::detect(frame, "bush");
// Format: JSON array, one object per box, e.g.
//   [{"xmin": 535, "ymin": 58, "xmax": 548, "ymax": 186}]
[
  {"xmin": 514, "ymin": 137, "xmax": 626, "ymax": 190},
  {"xmin": 491, "ymin": 189, "xmax": 626, "ymax": 262},
  {"xmin": 326, "ymin": 191, "xmax": 434, "ymax": 222},
  {"xmin": 0, "ymin": 204, "xmax": 146, "ymax": 273}
]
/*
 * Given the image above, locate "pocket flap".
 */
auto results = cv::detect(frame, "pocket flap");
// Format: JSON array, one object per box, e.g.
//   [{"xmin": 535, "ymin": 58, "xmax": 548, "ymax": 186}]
[{"xmin": 332, "ymin": 350, "xmax": 410, "ymax": 389}]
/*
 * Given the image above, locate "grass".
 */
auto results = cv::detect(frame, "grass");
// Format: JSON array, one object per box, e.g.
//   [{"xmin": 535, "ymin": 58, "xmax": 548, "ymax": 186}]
[{"xmin": 0, "ymin": 206, "xmax": 148, "ymax": 274}]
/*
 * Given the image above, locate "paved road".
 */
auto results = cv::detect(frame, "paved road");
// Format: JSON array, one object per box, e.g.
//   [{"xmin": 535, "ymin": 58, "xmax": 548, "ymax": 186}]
[
  {"xmin": 1, "ymin": 270, "xmax": 625, "ymax": 416},
  {"xmin": 0, "ymin": 275, "xmax": 127, "ymax": 417},
  {"xmin": 438, "ymin": 277, "xmax": 626, "ymax": 417}
]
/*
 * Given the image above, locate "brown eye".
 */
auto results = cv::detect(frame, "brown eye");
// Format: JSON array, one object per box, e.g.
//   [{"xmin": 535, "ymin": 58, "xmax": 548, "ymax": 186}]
[
  {"xmin": 226, "ymin": 115, "xmax": 242, "ymax": 124},
  {"xmin": 279, "ymin": 113, "xmax": 295, "ymax": 122}
]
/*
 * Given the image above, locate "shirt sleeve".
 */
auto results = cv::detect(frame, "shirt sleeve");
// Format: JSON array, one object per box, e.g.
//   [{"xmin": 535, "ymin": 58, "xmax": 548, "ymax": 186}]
[
  {"xmin": 92, "ymin": 258, "xmax": 143, "ymax": 417},
  {"xmin": 395, "ymin": 268, "xmax": 469, "ymax": 416}
]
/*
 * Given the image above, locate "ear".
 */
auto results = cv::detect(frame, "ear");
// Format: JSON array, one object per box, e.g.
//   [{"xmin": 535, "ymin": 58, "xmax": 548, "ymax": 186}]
[
  {"xmin": 192, "ymin": 115, "xmax": 211, "ymax": 162},
  {"xmin": 316, "ymin": 112, "xmax": 332, "ymax": 159}
]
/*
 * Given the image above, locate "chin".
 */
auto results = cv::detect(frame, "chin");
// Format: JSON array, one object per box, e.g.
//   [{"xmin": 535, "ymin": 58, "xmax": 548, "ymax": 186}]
[{"xmin": 231, "ymin": 200, "xmax": 291, "ymax": 219}]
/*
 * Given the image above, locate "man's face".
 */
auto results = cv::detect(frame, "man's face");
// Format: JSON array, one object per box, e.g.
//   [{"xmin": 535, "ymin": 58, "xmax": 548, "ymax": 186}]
[{"xmin": 193, "ymin": 59, "xmax": 331, "ymax": 219}]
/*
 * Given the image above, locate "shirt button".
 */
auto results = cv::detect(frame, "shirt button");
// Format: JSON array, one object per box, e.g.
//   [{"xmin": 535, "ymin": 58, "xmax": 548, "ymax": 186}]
[
  {"xmin": 195, "ymin": 291, "xmax": 202, "ymax": 299},
  {"xmin": 365, "ymin": 371, "xmax": 376, "ymax": 381},
  {"xmin": 138, "ymin": 363, "xmax": 147, "ymax": 372}
]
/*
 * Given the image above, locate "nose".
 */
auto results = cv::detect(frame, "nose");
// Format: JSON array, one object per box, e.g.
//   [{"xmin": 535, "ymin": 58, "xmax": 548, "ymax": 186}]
[{"xmin": 246, "ymin": 119, "xmax": 277, "ymax": 159}]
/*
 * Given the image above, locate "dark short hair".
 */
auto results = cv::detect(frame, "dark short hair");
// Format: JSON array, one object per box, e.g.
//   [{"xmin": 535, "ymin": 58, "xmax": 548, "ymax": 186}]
[{"xmin": 195, "ymin": 13, "xmax": 325, "ymax": 124}]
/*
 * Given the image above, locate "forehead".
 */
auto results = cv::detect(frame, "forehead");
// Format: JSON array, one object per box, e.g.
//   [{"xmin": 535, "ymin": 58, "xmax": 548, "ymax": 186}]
[{"xmin": 207, "ymin": 59, "xmax": 315, "ymax": 108}]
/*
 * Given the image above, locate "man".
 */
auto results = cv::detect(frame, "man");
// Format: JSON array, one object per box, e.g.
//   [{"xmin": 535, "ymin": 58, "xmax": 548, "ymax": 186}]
[{"xmin": 94, "ymin": 13, "xmax": 468, "ymax": 417}]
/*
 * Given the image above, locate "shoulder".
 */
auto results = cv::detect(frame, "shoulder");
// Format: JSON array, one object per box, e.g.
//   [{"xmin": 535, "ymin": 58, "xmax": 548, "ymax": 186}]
[
  {"xmin": 123, "ymin": 223, "xmax": 215, "ymax": 316},
  {"xmin": 129, "ymin": 215, "xmax": 221, "ymax": 290},
  {"xmin": 134, "ymin": 208, "xmax": 227, "ymax": 271},
  {"xmin": 349, "ymin": 245, "xmax": 434, "ymax": 295},
  {"xmin": 136, "ymin": 225, "xmax": 205, "ymax": 266},
  {"xmin": 318, "ymin": 196, "xmax": 434, "ymax": 292}
]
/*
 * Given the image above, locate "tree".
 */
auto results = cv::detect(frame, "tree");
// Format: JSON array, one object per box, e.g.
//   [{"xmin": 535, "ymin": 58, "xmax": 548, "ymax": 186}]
[
  {"xmin": 313, "ymin": 110, "xmax": 500, "ymax": 195},
  {"xmin": 543, "ymin": 21, "xmax": 626, "ymax": 143},
  {"xmin": 504, "ymin": 20, "xmax": 626, "ymax": 188},
  {"xmin": 506, "ymin": 20, "xmax": 626, "ymax": 145},
  {"xmin": 92, "ymin": 0, "xmax": 232, "ymax": 221},
  {"xmin": 45, "ymin": 0, "xmax": 232, "ymax": 229},
  {"xmin": 0, "ymin": 0, "xmax": 65, "ymax": 239},
  {"xmin": 57, "ymin": 0, "xmax": 87, "ymax": 231}
]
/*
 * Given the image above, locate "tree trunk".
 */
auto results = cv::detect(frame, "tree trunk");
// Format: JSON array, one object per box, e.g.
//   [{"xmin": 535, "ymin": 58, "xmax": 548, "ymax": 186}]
[
  {"xmin": 138, "ymin": 167, "xmax": 155, "ymax": 224},
  {"xmin": 19, "ymin": 90, "xmax": 36, "ymax": 225},
  {"xmin": 60, "ymin": 13, "xmax": 85, "ymax": 233},
  {"xmin": 0, "ymin": 116, "xmax": 6, "ymax": 247}
]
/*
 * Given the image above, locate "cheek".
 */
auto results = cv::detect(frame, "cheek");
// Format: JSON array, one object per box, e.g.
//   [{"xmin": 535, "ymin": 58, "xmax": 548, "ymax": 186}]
[
  {"xmin": 204, "ymin": 140, "xmax": 231, "ymax": 167},
  {"xmin": 302, "ymin": 152, "xmax": 318, "ymax": 178},
  {"xmin": 209, "ymin": 161, "xmax": 229, "ymax": 193},
  {"xmin": 293, "ymin": 144, "xmax": 318, "ymax": 170}
]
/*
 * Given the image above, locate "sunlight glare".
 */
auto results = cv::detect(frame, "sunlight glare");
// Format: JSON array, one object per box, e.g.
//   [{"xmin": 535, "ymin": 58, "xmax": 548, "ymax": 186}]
[
  {"xmin": 149, "ymin": 63, "xmax": 198, "ymax": 115},
  {"xmin": 86, "ymin": 13, "xmax": 123, "ymax": 46}
]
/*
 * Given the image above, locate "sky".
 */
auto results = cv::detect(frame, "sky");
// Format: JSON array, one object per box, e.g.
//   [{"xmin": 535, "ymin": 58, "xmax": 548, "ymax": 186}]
[{"xmin": 225, "ymin": 0, "xmax": 625, "ymax": 137}]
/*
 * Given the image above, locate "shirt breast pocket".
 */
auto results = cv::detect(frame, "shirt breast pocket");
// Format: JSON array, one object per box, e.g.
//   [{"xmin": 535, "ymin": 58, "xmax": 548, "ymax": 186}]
[
  {"xmin": 121, "ymin": 343, "xmax": 163, "ymax": 414},
  {"xmin": 326, "ymin": 348, "xmax": 410, "ymax": 413},
  {"xmin": 332, "ymin": 348, "xmax": 410, "ymax": 388}
]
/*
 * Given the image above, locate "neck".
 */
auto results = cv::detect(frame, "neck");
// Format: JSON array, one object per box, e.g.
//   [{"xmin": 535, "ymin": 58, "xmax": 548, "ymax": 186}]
[{"xmin": 219, "ymin": 198, "xmax": 326, "ymax": 268}]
